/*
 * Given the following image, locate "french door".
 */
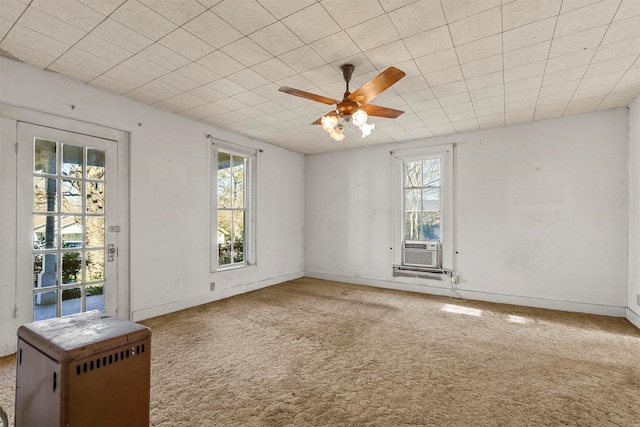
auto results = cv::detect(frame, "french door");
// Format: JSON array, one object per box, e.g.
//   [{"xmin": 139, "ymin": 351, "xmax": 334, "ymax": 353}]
[{"xmin": 16, "ymin": 123, "xmax": 120, "ymax": 322}]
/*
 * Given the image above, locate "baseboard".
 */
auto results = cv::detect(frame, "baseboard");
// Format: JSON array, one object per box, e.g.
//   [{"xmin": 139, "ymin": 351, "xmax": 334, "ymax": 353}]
[
  {"xmin": 305, "ymin": 271, "xmax": 626, "ymax": 317},
  {"xmin": 626, "ymin": 307, "xmax": 640, "ymax": 329},
  {"xmin": 131, "ymin": 271, "xmax": 304, "ymax": 322},
  {"xmin": 0, "ymin": 342, "xmax": 16, "ymax": 358}
]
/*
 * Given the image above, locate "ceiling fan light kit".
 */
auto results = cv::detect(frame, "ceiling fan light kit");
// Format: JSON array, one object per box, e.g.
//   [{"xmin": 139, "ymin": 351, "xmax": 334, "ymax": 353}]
[{"xmin": 279, "ymin": 64, "xmax": 406, "ymax": 142}]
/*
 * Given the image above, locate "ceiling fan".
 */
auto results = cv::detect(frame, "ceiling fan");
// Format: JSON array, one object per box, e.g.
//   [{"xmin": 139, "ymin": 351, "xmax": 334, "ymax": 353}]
[{"xmin": 278, "ymin": 64, "xmax": 406, "ymax": 141}]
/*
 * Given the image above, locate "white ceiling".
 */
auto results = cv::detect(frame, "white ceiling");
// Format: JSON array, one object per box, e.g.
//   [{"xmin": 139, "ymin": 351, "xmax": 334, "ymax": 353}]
[{"xmin": 1, "ymin": 0, "xmax": 639, "ymax": 155}]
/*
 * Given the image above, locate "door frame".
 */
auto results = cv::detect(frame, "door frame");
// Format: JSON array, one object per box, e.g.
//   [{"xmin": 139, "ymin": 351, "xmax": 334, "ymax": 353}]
[{"xmin": 0, "ymin": 104, "xmax": 130, "ymax": 354}]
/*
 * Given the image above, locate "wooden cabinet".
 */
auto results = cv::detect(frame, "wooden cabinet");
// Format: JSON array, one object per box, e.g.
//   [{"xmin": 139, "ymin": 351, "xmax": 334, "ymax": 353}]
[{"xmin": 15, "ymin": 311, "xmax": 151, "ymax": 427}]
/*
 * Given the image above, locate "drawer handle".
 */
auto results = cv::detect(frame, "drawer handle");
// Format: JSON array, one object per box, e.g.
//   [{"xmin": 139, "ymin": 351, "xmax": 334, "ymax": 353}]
[{"xmin": 52, "ymin": 372, "xmax": 57, "ymax": 392}]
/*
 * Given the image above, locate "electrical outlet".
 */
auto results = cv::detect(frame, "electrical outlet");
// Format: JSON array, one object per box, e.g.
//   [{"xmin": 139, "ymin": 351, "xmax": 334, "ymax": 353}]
[
  {"xmin": 210, "ymin": 282, "xmax": 216, "ymax": 292},
  {"xmin": 450, "ymin": 272, "xmax": 460, "ymax": 287},
  {"xmin": 637, "ymin": 294, "xmax": 640, "ymax": 306}
]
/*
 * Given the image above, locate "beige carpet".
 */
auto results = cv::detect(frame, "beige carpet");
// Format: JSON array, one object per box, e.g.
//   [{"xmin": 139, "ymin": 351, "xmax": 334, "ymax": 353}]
[{"xmin": 1, "ymin": 277, "xmax": 640, "ymax": 426}]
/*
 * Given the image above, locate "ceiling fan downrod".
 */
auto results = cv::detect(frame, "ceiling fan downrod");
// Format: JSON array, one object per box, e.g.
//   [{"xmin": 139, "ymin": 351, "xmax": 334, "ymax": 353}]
[{"xmin": 341, "ymin": 63, "xmax": 355, "ymax": 94}]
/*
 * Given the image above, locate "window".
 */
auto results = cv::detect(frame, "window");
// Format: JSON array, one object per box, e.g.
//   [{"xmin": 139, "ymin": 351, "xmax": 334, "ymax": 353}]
[
  {"xmin": 212, "ymin": 141, "xmax": 256, "ymax": 270},
  {"xmin": 392, "ymin": 144, "xmax": 454, "ymax": 270},
  {"xmin": 404, "ymin": 157, "xmax": 441, "ymax": 241}
]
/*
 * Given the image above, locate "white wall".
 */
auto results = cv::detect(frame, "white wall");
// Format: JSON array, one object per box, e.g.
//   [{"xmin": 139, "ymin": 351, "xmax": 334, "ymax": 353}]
[
  {"xmin": 306, "ymin": 109, "xmax": 630, "ymax": 315},
  {"xmin": 0, "ymin": 58, "xmax": 305, "ymax": 355},
  {"xmin": 628, "ymin": 98, "xmax": 640, "ymax": 328}
]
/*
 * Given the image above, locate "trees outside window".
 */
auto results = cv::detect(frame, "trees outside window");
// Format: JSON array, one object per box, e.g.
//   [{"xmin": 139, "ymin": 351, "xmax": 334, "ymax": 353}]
[
  {"xmin": 212, "ymin": 142, "xmax": 256, "ymax": 271},
  {"xmin": 217, "ymin": 151, "xmax": 246, "ymax": 266},
  {"xmin": 404, "ymin": 158, "xmax": 441, "ymax": 241}
]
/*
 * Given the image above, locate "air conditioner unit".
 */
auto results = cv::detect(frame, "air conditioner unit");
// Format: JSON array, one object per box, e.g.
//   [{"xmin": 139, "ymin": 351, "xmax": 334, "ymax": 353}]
[{"xmin": 403, "ymin": 240, "xmax": 441, "ymax": 268}]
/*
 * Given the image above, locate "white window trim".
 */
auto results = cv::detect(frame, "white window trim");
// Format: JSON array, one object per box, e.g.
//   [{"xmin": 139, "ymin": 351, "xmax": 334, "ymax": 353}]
[
  {"xmin": 392, "ymin": 143, "xmax": 455, "ymax": 270},
  {"xmin": 211, "ymin": 139, "xmax": 257, "ymax": 272}
]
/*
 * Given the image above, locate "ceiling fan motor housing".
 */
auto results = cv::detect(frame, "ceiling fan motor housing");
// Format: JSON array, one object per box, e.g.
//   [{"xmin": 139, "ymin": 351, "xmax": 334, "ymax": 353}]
[{"xmin": 337, "ymin": 97, "xmax": 359, "ymax": 116}]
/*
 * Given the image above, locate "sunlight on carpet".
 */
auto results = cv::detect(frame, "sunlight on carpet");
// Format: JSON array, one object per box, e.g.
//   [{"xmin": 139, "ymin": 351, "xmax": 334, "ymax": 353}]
[{"xmin": 0, "ymin": 277, "xmax": 639, "ymax": 426}]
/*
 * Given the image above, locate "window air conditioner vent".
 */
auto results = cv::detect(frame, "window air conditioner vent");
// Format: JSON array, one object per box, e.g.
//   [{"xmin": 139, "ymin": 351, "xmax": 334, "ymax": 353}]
[{"xmin": 403, "ymin": 240, "xmax": 441, "ymax": 268}]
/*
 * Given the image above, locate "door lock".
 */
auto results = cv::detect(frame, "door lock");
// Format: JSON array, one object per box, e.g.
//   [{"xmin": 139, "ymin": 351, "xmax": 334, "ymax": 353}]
[{"xmin": 107, "ymin": 244, "xmax": 116, "ymax": 262}]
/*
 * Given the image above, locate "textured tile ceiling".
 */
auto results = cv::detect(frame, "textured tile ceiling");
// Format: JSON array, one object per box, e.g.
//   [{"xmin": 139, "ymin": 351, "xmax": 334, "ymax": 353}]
[{"xmin": 1, "ymin": 0, "xmax": 639, "ymax": 154}]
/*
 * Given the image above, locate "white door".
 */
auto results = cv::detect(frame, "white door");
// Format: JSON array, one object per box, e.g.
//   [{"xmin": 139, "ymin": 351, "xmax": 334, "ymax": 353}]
[{"xmin": 16, "ymin": 122, "xmax": 121, "ymax": 323}]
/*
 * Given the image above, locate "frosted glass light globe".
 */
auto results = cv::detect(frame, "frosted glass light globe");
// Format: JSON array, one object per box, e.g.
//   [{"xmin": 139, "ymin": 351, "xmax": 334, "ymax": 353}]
[{"xmin": 351, "ymin": 109, "xmax": 368, "ymax": 127}]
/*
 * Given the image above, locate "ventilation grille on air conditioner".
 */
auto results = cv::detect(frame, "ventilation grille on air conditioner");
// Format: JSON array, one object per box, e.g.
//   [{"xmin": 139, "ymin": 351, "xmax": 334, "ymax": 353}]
[{"xmin": 403, "ymin": 240, "xmax": 441, "ymax": 268}]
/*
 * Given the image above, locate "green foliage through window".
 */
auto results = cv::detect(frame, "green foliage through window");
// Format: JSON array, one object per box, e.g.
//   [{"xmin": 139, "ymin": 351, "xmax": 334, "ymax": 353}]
[{"xmin": 217, "ymin": 150, "xmax": 247, "ymax": 267}]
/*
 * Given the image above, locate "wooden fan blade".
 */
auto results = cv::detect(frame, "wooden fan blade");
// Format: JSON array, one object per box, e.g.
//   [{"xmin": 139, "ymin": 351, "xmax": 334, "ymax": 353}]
[
  {"xmin": 348, "ymin": 67, "xmax": 406, "ymax": 104},
  {"xmin": 279, "ymin": 86, "xmax": 339, "ymax": 105},
  {"xmin": 360, "ymin": 104, "xmax": 404, "ymax": 119}
]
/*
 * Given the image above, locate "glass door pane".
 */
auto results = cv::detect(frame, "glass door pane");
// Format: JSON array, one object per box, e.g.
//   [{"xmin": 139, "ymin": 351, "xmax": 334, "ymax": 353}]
[{"xmin": 29, "ymin": 136, "xmax": 113, "ymax": 321}]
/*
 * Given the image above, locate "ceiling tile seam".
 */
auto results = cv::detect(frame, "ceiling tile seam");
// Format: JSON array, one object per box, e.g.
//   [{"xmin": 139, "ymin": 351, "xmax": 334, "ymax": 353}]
[
  {"xmin": 561, "ymin": 0, "xmax": 615, "ymax": 16},
  {"xmin": 318, "ymin": 1, "xmax": 385, "ymax": 32},
  {"xmin": 0, "ymin": 25, "xmax": 61, "ymax": 62},
  {"xmin": 588, "ymin": 3, "xmax": 638, "ymax": 111},
  {"xmin": 157, "ymin": 28, "xmax": 334, "ymax": 96},
  {"xmin": 0, "ymin": 0, "xmax": 31, "ymax": 46},
  {"xmin": 75, "ymin": 0, "xmax": 180, "ymax": 89},
  {"xmin": 373, "ymin": 16, "xmax": 434, "ymax": 132},
  {"xmin": 297, "ymin": 1, "xmax": 343, "ymax": 35},
  {"xmin": 156, "ymin": 8, "xmax": 219, "ymax": 60},
  {"xmin": 593, "ymin": 55, "xmax": 640, "ymax": 111},
  {"xmin": 155, "ymin": 30, "xmax": 210, "ymax": 63},
  {"xmin": 561, "ymin": 0, "xmax": 623, "ymax": 116},
  {"xmin": 531, "ymin": 5, "xmax": 562, "ymax": 120},
  {"xmin": 208, "ymin": 7, "xmax": 275, "ymax": 38},
  {"xmin": 437, "ymin": 0, "xmax": 481, "ymax": 131},
  {"xmin": 441, "ymin": 4, "xmax": 502, "ymax": 26},
  {"xmin": 24, "ymin": 0, "xmax": 108, "ymax": 35},
  {"xmin": 110, "ymin": 1, "xmax": 175, "ymax": 44},
  {"xmin": 380, "ymin": 0, "xmax": 442, "ymax": 135},
  {"xmin": 383, "ymin": 2, "xmax": 442, "ymax": 134},
  {"xmin": 39, "ymin": 3, "xmax": 120, "ymax": 75},
  {"xmin": 71, "ymin": 0, "xmax": 124, "ymax": 17}
]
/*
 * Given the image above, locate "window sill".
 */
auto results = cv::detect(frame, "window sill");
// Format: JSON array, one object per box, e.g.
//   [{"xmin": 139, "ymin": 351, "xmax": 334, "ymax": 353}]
[
  {"xmin": 393, "ymin": 265, "xmax": 453, "ymax": 280},
  {"xmin": 212, "ymin": 262, "xmax": 256, "ymax": 274}
]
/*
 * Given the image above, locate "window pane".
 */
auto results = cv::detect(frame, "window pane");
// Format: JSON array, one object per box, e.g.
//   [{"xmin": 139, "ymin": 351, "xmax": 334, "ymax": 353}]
[
  {"xmin": 62, "ymin": 144, "xmax": 83, "ymax": 178},
  {"xmin": 86, "ymin": 250, "xmax": 105, "ymax": 281},
  {"xmin": 34, "ymin": 139, "xmax": 57, "ymax": 174},
  {"xmin": 34, "ymin": 215, "xmax": 58, "ymax": 249},
  {"xmin": 86, "ymin": 182, "xmax": 104, "ymax": 213},
  {"xmin": 34, "ymin": 290, "xmax": 57, "ymax": 321},
  {"xmin": 232, "ymin": 156, "xmax": 244, "ymax": 209},
  {"xmin": 87, "ymin": 284, "xmax": 104, "ymax": 312},
  {"xmin": 218, "ymin": 152, "xmax": 232, "ymax": 208},
  {"xmin": 423, "ymin": 158, "xmax": 440, "ymax": 187},
  {"xmin": 33, "ymin": 254, "xmax": 43, "ymax": 287},
  {"xmin": 62, "ymin": 179, "xmax": 82, "ymax": 213},
  {"xmin": 421, "ymin": 212, "xmax": 440, "ymax": 240},
  {"xmin": 86, "ymin": 216, "xmax": 105, "ymax": 248},
  {"xmin": 34, "ymin": 177, "xmax": 57, "ymax": 212},
  {"xmin": 405, "ymin": 212, "xmax": 422, "ymax": 240},
  {"xmin": 404, "ymin": 189, "xmax": 421, "ymax": 212},
  {"xmin": 62, "ymin": 252, "xmax": 82, "ymax": 284},
  {"xmin": 87, "ymin": 148, "xmax": 105, "ymax": 180},
  {"xmin": 61, "ymin": 287, "xmax": 82, "ymax": 316},
  {"xmin": 422, "ymin": 188, "xmax": 440, "ymax": 211},
  {"xmin": 404, "ymin": 160, "xmax": 422, "ymax": 187},
  {"xmin": 233, "ymin": 210, "xmax": 244, "ymax": 263},
  {"xmin": 218, "ymin": 210, "xmax": 232, "ymax": 266},
  {"xmin": 62, "ymin": 216, "xmax": 83, "ymax": 248},
  {"xmin": 36, "ymin": 253, "xmax": 58, "ymax": 288}
]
